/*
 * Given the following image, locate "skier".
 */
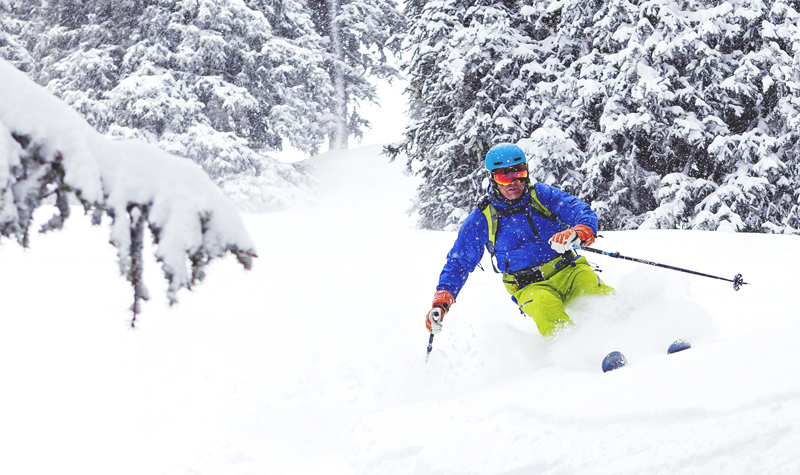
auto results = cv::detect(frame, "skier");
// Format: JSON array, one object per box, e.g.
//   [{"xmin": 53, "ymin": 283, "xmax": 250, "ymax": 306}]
[{"xmin": 425, "ymin": 143, "xmax": 614, "ymax": 337}]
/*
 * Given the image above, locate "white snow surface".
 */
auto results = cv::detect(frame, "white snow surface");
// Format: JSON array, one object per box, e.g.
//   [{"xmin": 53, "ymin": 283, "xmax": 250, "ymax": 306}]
[{"xmin": 2, "ymin": 144, "xmax": 800, "ymax": 474}]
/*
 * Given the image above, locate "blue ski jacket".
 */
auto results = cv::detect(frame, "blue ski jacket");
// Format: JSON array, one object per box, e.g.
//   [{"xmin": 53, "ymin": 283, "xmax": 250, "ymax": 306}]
[{"xmin": 436, "ymin": 183, "xmax": 599, "ymax": 299}]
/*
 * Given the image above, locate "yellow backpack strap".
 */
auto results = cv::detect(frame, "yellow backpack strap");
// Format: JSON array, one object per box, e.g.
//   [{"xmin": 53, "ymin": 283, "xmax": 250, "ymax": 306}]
[
  {"xmin": 478, "ymin": 198, "xmax": 501, "ymax": 273},
  {"xmin": 528, "ymin": 183, "xmax": 554, "ymax": 220}
]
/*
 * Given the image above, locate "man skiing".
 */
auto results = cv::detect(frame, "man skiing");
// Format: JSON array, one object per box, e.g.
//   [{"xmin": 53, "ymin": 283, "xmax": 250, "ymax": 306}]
[{"xmin": 425, "ymin": 143, "xmax": 614, "ymax": 337}]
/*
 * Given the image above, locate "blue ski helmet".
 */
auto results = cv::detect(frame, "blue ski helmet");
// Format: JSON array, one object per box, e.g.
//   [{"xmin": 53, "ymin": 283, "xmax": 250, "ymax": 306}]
[{"xmin": 484, "ymin": 143, "xmax": 527, "ymax": 171}]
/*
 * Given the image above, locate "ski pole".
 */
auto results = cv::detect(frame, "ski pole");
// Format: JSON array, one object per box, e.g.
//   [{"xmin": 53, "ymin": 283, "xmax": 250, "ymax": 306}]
[
  {"xmin": 425, "ymin": 309, "xmax": 442, "ymax": 363},
  {"xmin": 582, "ymin": 246, "xmax": 749, "ymax": 291},
  {"xmin": 426, "ymin": 333, "xmax": 435, "ymax": 363}
]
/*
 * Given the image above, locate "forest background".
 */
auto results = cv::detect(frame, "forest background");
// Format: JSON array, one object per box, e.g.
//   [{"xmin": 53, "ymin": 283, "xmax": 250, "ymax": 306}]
[{"xmin": 2, "ymin": 0, "xmax": 799, "ymax": 234}]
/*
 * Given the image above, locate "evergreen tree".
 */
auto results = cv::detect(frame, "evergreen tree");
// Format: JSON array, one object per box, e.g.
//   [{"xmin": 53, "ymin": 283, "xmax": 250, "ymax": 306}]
[
  {"xmin": 636, "ymin": 0, "xmax": 800, "ymax": 232},
  {"xmin": 0, "ymin": 0, "xmax": 36, "ymax": 73},
  {"xmin": 306, "ymin": 0, "xmax": 405, "ymax": 149},
  {"xmin": 397, "ymin": 0, "xmax": 800, "ymax": 234},
  {"xmin": 0, "ymin": 0, "xmax": 331, "ymax": 211},
  {"xmin": 390, "ymin": 0, "xmax": 540, "ymax": 230}
]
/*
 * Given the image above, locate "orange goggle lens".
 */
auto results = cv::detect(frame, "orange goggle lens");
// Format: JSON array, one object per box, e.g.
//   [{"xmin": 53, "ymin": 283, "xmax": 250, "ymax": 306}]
[{"xmin": 493, "ymin": 165, "xmax": 528, "ymax": 186}]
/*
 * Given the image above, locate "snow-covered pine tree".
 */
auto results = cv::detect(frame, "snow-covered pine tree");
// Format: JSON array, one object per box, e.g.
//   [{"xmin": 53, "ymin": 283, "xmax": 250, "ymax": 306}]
[
  {"xmin": 0, "ymin": 0, "xmax": 330, "ymax": 212},
  {"xmin": 305, "ymin": 0, "xmax": 405, "ymax": 149},
  {"xmin": 0, "ymin": 58, "xmax": 256, "ymax": 323},
  {"xmin": 517, "ymin": 0, "xmax": 600, "ymax": 201},
  {"xmin": 391, "ymin": 0, "xmax": 541, "ymax": 230},
  {"xmin": 0, "ymin": 0, "xmax": 35, "ymax": 73},
  {"xmin": 680, "ymin": 0, "xmax": 800, "ymax": 233},
  {"xmin": 398, "ymin": 0, "xmax": 800, "ymax": 233},
  {"xmin": 568, "ymin": 0, "xmax": 679, "ymax": 230},
  {"xmin": 531, "ymin": 0, "xmax": 800, "ymax": 233}
]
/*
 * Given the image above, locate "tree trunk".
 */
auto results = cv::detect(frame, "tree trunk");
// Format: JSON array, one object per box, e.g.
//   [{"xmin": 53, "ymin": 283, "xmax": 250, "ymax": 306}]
[{"xmin": 328, "ymin": 0, "xmax": 348, "ymax": 149}]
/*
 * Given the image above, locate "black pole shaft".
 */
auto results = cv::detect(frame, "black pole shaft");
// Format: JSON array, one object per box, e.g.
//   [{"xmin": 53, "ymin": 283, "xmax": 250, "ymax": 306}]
[
  {"xmin": 582, "ymin": 246, "xmax": 748, "ymax": 287},
  {"xmin": 426, "ymin": 333, "xmax": 435, "ymax": 362}
]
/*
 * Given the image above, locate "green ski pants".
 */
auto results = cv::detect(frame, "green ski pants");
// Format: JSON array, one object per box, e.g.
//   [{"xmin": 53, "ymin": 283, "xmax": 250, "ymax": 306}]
[{"xmin": 509, "ymin": 257, "xmax": 615, "ymax": 337}]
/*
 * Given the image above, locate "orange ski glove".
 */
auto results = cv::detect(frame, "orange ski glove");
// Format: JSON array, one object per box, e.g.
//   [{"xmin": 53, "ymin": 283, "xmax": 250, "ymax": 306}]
[
  {"xmin": 425, "ymin": 290, "xmax": 455, "ymax": 334},
  {"xmin": 548, "ymin": 224, "xmax": 595, "ymax": 253},
  {"xmin": 573, "ymin": 224, "xmax": 595, "ymax": 246}
]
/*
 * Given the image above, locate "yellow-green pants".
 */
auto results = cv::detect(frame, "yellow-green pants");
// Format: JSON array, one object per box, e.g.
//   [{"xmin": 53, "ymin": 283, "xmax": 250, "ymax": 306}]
[{"xmin": 509, "ymin": 257, "xmax": 614, "ymax": 337}]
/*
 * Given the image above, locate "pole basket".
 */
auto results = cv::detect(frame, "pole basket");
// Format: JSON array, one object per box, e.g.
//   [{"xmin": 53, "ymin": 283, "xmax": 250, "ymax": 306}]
[{"xmin": 733, "ymin": 273, "xmax": 747, "ymax": 291}]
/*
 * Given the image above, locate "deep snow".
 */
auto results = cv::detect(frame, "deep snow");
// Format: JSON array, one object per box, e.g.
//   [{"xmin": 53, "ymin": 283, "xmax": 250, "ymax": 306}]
[{"xmin": 1, "ymin": 144, "xmax": 799, "ymax": 474}]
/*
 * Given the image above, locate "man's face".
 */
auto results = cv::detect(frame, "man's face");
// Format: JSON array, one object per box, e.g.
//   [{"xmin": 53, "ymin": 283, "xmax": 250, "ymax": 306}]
[
  {"xmin": 498, "ymin": 180, "xmax": 526, "ymax": 200},
  {"xmin": 494, "ymin": 164, "xmax": 527, "ymax": 200}
]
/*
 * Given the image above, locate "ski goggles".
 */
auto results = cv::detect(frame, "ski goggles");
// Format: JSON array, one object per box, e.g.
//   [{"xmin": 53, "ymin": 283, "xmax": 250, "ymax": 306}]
[{"xmin": 493, "ymin": 164, "xmax": 528, "ymax": 186}]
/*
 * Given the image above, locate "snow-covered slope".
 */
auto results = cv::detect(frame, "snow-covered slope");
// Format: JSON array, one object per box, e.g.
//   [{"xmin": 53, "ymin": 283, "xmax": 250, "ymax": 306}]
[{"xmin": 1, "ymin": 145, "xmax": 798, "ymax": 474}]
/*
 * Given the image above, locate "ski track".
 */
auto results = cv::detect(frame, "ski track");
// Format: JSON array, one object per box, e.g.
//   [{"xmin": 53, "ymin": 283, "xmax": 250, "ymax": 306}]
[{"xmin": 1, "ymin": 145, "xmax": 799, "ymax": 474}]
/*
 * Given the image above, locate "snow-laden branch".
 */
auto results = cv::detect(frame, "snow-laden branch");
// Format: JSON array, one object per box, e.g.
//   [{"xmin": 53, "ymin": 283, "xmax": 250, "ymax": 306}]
[{"xmin": 0, "ymin": 59, "xmax": 257, "ymax": 324}]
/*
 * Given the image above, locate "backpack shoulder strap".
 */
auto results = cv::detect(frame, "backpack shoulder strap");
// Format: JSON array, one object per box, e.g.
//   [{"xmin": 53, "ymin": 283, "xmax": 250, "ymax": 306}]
[
  {"xmin": 528, "ymin": 183, "xmax": 554, "ymax": 221},
  {"xmin": 478, "ymin": 197, "xmax": 498, "ymax": 252},
  {"xmin": 477, "ymin": 197, "xmax": 501, "ymax": 273}
]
